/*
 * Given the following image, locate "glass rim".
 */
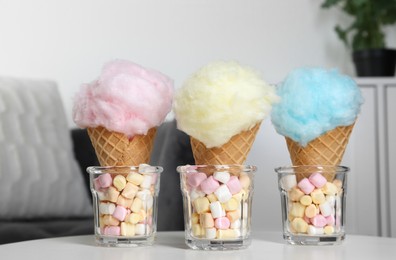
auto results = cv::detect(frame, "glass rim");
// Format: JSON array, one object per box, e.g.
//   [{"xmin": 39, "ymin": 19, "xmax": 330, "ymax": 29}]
[
  {"xmin": 86, "ymin": 165, "xmax": 163, "ymax": 174},
  {"xmin": 274, "ymin": 165, "xmax": 350, "ymax": 174},
  {"xmin": 177, "ymin": 164, "xmax": 257, "ymax": 173}
]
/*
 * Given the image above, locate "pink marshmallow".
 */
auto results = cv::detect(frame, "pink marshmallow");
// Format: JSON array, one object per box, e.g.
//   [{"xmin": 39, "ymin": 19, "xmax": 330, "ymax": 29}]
[
  {"xmin": 200, "ymin": 176, "xmax": 220, "ymax": 194},
  {"xmin": 215, "ymin": 217, "xmax": 231, "ymax": 230},
  {"xmin": 309, "ymin": 173, "xmax": 327, "ymax": 188},
  {"xmin": 326, "ymin": 215, "xmax": 335, "ymax": 226},
  {"xmin": 103, "ymin": 226, "xmax": 121, "ymax": 236},
  {"xmin": 226, "ymin": 176, "xmax": 242, "ymax": 195},
  {"xmin": 297, "ymin": 178, "xmax": 315, "ymax": 194},
  {"xmin": 311, "ymin": 214, "xmax": 327, "ymax": 228},
  {"xmin": 112, "ymin": 205, "xmax": 128, "ymax": 221},
  {"xmin": 187, "ymin": 172, "xmax": 207, "ymax": 188},
  {"xmin": 95, "ymin": 173, "xmax": 112, "ymax": 189}
]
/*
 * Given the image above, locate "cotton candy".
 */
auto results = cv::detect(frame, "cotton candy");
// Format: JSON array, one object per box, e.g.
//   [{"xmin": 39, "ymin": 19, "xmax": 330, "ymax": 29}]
[
  {"xmin": 72, "ymin": 59, "xmax": 174, "ymax": 137},
  {"xmin": 271, "ymin": 67, "xmax": 363, "ymax": 146},
  {"xmin": 173, "ymin": 61, "xmax": 279, "ymax": 148}
]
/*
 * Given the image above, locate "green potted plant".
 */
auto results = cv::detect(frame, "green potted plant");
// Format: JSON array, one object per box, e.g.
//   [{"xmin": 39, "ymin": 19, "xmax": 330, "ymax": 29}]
[{"xmin": 321, "ymin": 0, "xmax": 396, "ymax": 76}]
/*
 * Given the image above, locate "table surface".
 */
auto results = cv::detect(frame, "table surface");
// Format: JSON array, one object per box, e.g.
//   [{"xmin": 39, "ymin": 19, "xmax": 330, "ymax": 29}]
[{"xmin": 1, "ymin": 231, "xmax": 396, "ymax": 260}]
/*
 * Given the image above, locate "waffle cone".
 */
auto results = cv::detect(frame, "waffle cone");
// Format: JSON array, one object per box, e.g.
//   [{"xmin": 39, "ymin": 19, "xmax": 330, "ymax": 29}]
[
  {"xmin": 286, "ymin": 123, "xmax": 355, "ymax": 181},
  {"xmin": 190, "ymin": 123, "xmax": 260, "ymax": 165},
  {"xmin": 87, "ymin": 126, "xmax": 156, "ymax": 166}
]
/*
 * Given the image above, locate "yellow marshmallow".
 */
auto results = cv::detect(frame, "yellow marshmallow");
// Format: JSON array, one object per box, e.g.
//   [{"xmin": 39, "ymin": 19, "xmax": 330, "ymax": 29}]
[
  {"xmin": 300, "ymin": 195, "xmax": 313, "ymax": 206},
  {"xmin": 200, "ymin": 213, "xmax": 214, "ymax": 228},
  {"xmin": 226, "ymin": 210, "xmax": 240, "ymax": 222},
  {"xmin": 239, "ymin": 174, "xmax": 251, "ymax": 189},
  {"xmin": 193, "ymin": 197, "xmax": 210, "ymax": 214},
  {"xmin": 101, "ymin": 215, "xmax": 120, "ymax": 226},
  {"xmin": 127, "ymin": 213, "xmax": 141, "ymax": 224},
  {"xmin": 216, "ymin": 229, "xmax": 238, "ymax": 239},
  {"xmin": 113, "ymin": 175, "xmax": 127, "ymax": 191},
  {"xmin": 192, "ymin": 224, "xmax": 202, "ymax": 237},
  {"xmin": 305, "ymin": 204, "xmax": 317, "ymax": 218},
  {"xmin": 106, "ymin": 186, "xmax": 120, "ymax": 203},
  {"xmin": 206, "ymin": 193, "xmax": 218, "ymax": 203},
  {"xmin": 116, "ymin": 195, "xmax": 133, "ymax": 208},
  {"xmin": 289, "ymin": 202, "xmax": 306, "ymax": 218},
  {"xmin": 191, "ymin": 213, "xmax": 199, "ymax": 224},
  {"xmin": 131, "ymin": 198, "xmax": 143, "ymax": 213},
  {"xmin": 322, "ymin": 182, "xmax": 338, "ymax": 196},
  {"xmin": 121, "ymin": 222, "xmax": 135, "ymax": 236},
  {"xmin": 233, "ymin": 189, "xmax": 247, "ymax": 202},
  {"xmin": 291, "ymin": 218, "xmax": 308, "ymax": 233},
  {"xmin": 311, "ymin": 189, "xmax": 326, "ymax": 204},
  {"xmin": 324, "ymin": 225, "xmax": 335, "ymax": 235},
  {"xmin": 222, "ymin": 197, "xmax": 239, "ymax": 211},
  {"xmin": 289, "ymin": 187, "xmax": 304, "ymax": 202},
  {"xmin": 122, "ymin": 182, "xmax": 139, "ymax": 199},
  {"xmin": 127, "ymin": 172, "xmax": 145, "ymax": 186}
]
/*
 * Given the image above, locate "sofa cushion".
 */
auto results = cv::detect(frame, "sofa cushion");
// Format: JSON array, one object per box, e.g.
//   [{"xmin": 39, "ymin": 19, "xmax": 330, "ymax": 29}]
[{"xmin": 0, "ymin": 77, "xmax": 92, "ymax": 219}]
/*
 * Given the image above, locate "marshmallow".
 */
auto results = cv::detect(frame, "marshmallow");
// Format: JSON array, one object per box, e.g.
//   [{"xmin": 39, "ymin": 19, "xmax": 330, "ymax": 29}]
[
  {"xmin": 113, "ymin": 175, "xmax": 127, "ymax": 191},
  {"xmin": 193, "ymin": 197, "xmax": 210, "ymax": 214},
  {"xmin": 233, "ymin": 189, "xmax": 247, "ymax": 202},
  {"xmin": 101, "ymin": 215, "xmax": 120, "ymax": 226},
  {"xmin": 226, "ymin": 176, "xmax": 242, "ymax": 194},
  {"xmin": 138, "ymin": 163, "xmax": 155, "ymax": 174},
  {"xmin": 122, "ymin": 182, "xmax": 139, "ymax": 199},
  {"xmin": 200, "ymin": 213, "xmax": 214, "ymax": 228},
  {"xmin": 106, "ymin": 186, "xmax": 120, "ymax": 203},
  {"xmin": 140, "ymin": 175, "xmax": 152, "ymax": 189},
  {"xmin": 127, "ymin": 172, "xmax": 145, "ymax": 186},
  {"xmin": 215, "ymin": 184, "xmax": 232, "ymax": 203},
  {"xmin": 206, "ymin": 193, "xmax": 218, "ymax": 202},
  {"xmin": 280, "ymin": 174, "xmax": 297, "ymax": 191},
  {"xmin": 324, "ymin": 225, "xmax": 335, "ymax": 235},
  {"xmin": 136, "ymin": 189, "xmax": 152, "ymax": 201},
  {"xmin": 192, "ymin": 223, "xmax": 202, "ymax": 237},
  {"xmin": 216, "ymin": 229, "xmax": 238, "ymax": 239},
  {"xmin": 239, "ymin": 174, "xmax": 251, "ymax": 189},
  {"xmin": 131, "ymin": 198, "xmax": 143, "ymax": 213},
  {"xmin": 135, "ymin": 223, "xmax": 146, "ymax": 235},
  {"xmin": 226, "ymin": 210, "xmax": 240, "ymax": 223},
  {"xmin": 230, "ymin": 219, "xmax": 241, "ymax": 229},
  {"xmin": 326, "ymin": 214, "xmax": 335, "ymax": 226},
  {"xmin": 116, "ymin": 195, "xmax": 133, "ymax": 208},
  {"xmin": 319, "ymin": 202, "xmax": 332, "ymax": 217},
  {"xmin": 104, "ymin": 226, "xmax": 121, "ymax": 236},
  {"xmin": 190, "ymin": 188, "xmax": 206, "ymax": 200},
  {"xmin": 307, "ymin": 225, "xmax": 324, "ymax": 235},
  {"xmin": 322, "ymin": 182, "xmax": 338, "ymax": 196},
  {"xmin": 297, "ymin": 178, "xmax": 315, "ymax": 195},
  {"xmin": 300, "ymin": 195, "xmax": 313, "ymax": 206},
  {"xmin": 126, "ymin": 213, "xmax": 141, "ymax": 224},
  {"xmin": 305, "ymin": 204, "xmax": 317, "ymax": 218},
  {"xmin": 210, "ymin": 201, "xmax": 224, "ymax": 218},
  {"xmin": 289, "ymin": 187, "xmax": 304, "ymax": 201},
  {"xmin": 326, "ymin": 195, "xmax": 336, "ymax": 206},
  {"xmin": 215, "ymin": 217, "xmax": 231, "ymax": 230},
  {"xmin": 290, "ymin": 202, "xmax": 306, "ymax": 218},
  {"xmin": 187, "ymin": 172, "xmax": 207, "ymax": 188},
  {"xmin": 200, "ymin": 176, "xmax": 220, "ymax": 194},
  {"xmin": 213, "ymin": 171, "xmax": 230, "ymax": 184},
  {"xmin": 99, "ymin": 202, "xmax": 116, "ymax": 215},
  {"xmin": 121, "ymin": 222, "xmax": 135, "ymax": 236},
  {"xmin": 311, "ymin": 214, "xmax": 327, "ymax": 228},
  {"xmin": 291, "ymin": 217, "xmax": 308, "ymax": 233},
  {"xmin": 96, "ymin": 173, "xmax": 113, "ymax": 189},
  {"xmin": 222, "ymin": 197, "xmax": 239, "ymax": 211},
  {"xmin": 191, "ymin": 213, "xmax": 199, "ymax": 224},
  {"xmin": 112, "ymin": 205, "xmax": 128, "ymax": 221},
  {"xmin": 308, "ymin": 172, "xmax": 327, "ymax": 188},
  {"xmin": 311, "ymin": 189, "xmax": 326, "ymax": 204},
  {"xmin": 205, "ymin": 228, "xmax": 217, "ymax": 239},
  {"xmin": 142, "ymin": 195, "xmax": 154, "ymax": 210}
]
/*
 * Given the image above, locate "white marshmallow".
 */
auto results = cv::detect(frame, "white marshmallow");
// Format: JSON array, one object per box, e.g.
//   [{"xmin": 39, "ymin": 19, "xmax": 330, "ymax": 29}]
[
  {"xmin": 99, "ymin": 202, "xmax": 116, "ymax": 215},
  {"xmin": 137, "ymin": 189, "xmax": 152, "ymax": 201},
  {"xmin": 190, "ymin": 188, "xmax": 205, "ymax": 200},
  {"xmin": 213, "ymin": 171, "xmax": 231, "ymax": 184},
  {"xmin": 138, "ymin": 164, "xmax": 155, "ymax": 174},
  {"xmin": 210, "ymin": 201, "xmax": 225, "ymax": 218},
  {"xmin": 280, "ymin": 175, "xmax": 297, "ymax": 191},
  {"xmin": 230, "ymin": 219, "xmax": 241, "ymax": 229},
  {"xmin": 142, "ymin": 196, "xmax": 154, "ymax": 210},
  {"xmin": 140, "ymin": 175, "xmax": 152, "ymax": 189},
  {"xmin": 205, "ymin": 228, "xmax": 217, "ymax": 239},
  {"xmin": 307, "ymin": 225, "xmax": 324, "ymax": 235},
  {"xmin": 215, "ymin": 184, "xmax": 232, "ymax": 203},
  {"xmin": 326, "ymin": 195, "xmax": 336, "ymax": 207},
  {"xmin": 135, "ymin": 224, "xmax": 146, "ymax": 235},
  {"xmin": 319, "ymin": 202, "xmax": 333, "ymax": 217}
]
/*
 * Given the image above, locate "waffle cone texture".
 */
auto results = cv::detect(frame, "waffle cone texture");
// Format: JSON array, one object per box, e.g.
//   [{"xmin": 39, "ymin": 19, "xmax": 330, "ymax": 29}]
[
  {"xmin": 286, "ymin": 123, "xmax": 355, "ymax": 181},
  {"xmin": 190, "ymin": 123, "xmax": 260, "ymax": 165},
  {"xmin": 87, "ymin": 126, "xmax": 156, "ymax": 166}
]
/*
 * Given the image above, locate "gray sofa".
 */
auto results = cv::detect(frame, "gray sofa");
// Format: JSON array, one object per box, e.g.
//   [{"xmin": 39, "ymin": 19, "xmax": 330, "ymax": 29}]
[{"xmin": 0, "ymin": 121, "xmax": 194, "ymax": 244}]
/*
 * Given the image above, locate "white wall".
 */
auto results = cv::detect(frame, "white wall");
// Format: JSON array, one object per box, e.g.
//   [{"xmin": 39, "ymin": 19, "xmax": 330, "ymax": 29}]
[{"xmin": 3, "ymin": 0, "xmax": 392, "ymax": 126}]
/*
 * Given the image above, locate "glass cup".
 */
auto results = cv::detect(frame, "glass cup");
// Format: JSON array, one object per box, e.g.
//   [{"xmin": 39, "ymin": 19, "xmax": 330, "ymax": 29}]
[
  {"xmin": 275, "ymin": 165, "xmax": 349, "ymax": 245},
  {"xmin": 87, "ymin": 165, "xmax": 162, "ymax": 247},
  {"xmin": 178, "ymin": 164, "xmax": 256, "ymax": 250}
]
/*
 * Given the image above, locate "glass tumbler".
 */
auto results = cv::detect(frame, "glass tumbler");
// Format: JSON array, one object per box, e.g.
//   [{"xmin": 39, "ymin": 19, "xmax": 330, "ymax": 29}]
[
  {"xmin": 276, "ymin": 165, "xmax": 349, "ymax": 245},
  {"xmin": 178, "ymin": 165, "xmax": 256, "ymax": 250},
  {"xmin": 87, "ymin": 165, "xmax": 162, "ymax": 247}
]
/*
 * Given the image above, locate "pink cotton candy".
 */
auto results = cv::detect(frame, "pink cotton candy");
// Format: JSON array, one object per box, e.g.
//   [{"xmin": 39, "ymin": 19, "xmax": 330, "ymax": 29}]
[{"xmin": 73, "ymin": 59, "xmax": 174, "ymax": 137}]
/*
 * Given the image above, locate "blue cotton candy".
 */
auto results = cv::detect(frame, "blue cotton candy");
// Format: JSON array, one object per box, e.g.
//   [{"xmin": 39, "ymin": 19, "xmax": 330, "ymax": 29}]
[{"xmin": 271, "ymin": 68, "xmax": 364, "ymax": 146}]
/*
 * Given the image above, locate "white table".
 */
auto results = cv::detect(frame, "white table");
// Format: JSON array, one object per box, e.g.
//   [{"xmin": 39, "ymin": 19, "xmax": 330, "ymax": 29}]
[{"xmin": 1, "ymin": 231, "xmax": 396, "ymax": 259}]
